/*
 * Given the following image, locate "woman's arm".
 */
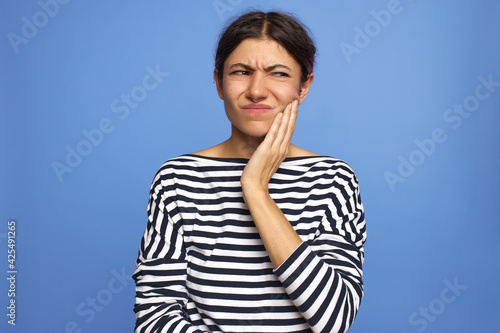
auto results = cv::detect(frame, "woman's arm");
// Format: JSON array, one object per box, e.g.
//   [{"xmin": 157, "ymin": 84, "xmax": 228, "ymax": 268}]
[
  {"xmin": 240, "ymin": 100, "xmax": 301, "ymax": 267},
  {"xmin": 133, "ymin": 174, "xmax": 207, "ymax": 333},
  {"xmin": 240, "ymin": 100, "xmax": 366, "ymax": 332},
  {"xmin": 273, "ymin": 172, "xmax": 365, "ymax": 333}
]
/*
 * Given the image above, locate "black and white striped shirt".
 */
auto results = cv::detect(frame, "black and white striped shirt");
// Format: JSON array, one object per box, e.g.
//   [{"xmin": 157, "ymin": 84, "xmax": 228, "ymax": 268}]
[{"xmin": 133, "ymin": 154, "xmax": 366, "ymax": 333}]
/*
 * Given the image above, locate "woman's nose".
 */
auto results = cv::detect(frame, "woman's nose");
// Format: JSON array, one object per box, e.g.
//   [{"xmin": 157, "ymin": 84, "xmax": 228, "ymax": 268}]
[{"xmin": 246, "ymin": 72, "xmax": 268, "ymax": 102}]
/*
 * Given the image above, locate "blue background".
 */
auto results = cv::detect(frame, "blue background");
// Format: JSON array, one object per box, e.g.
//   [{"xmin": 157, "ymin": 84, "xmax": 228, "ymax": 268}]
[{"xmin": 1, "ymin": 0, "xmax": 499, "ymax": 332}]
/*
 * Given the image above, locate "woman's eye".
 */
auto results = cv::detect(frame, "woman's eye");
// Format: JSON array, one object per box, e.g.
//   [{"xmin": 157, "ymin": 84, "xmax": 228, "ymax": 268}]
[
  {"xmin": 232, "ymin": 70, "xmax": 249, "ymax": 75},
  {"xmin": 273, "ymin": 72, "xmax": 290, "ymax": 77}
]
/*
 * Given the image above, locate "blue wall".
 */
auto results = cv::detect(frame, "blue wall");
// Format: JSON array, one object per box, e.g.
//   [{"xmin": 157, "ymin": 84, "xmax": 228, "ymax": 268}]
[{"xmin": 1, "ymin": 1, "xmax": 499, "ymax": 332}]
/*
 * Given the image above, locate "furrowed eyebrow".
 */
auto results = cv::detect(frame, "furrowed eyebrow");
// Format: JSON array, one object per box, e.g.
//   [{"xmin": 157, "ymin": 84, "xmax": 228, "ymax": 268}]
[
  {"xmin": 264, "ymin": 64, "xmax": 292, "ymax": 72},
  {"xmin": 228, "ymin": 63, "xmax": 253, "ymax": 71},
  {"xmin": 228, "ymin": 63, "xmax": 292, "ymax": 72}
]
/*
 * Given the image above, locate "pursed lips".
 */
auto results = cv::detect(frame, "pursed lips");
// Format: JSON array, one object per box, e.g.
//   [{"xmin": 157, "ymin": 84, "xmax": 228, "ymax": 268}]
[{"xmin": 241, "ymin": 103, "xmax": 273, "ymax": 114}]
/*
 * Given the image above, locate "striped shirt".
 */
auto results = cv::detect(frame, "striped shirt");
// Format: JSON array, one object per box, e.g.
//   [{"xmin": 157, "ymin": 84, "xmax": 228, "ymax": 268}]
[{"xmin": 133, "ymin": 154, "xmax": 366, "ymax": 333}]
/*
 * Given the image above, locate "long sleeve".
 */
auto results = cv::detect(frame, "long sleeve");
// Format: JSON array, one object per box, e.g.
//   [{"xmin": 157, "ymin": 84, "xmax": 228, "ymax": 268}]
[
  {"xmin": 274, "ymin": 164, "xmax": 366, "ymax": 333},
  {"xmin": 133, "ymin": 172, "xmax": 206, "ymax": 333}
]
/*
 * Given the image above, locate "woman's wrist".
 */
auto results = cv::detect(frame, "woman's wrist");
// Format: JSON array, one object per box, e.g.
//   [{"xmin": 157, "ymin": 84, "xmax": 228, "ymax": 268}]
[{"xmin": 241, "ymin": 182, "xmax": 269, "ymax": 203}]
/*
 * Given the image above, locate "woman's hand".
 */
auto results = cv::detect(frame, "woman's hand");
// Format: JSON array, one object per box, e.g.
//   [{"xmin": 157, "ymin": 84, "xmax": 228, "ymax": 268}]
[
  {"xmin": 239, "ymin": 99, "xmax": 302, "ymax": 267},
  {"xmin": 240, "ymin": 100, "xmax": 298, "ymax": 192}
]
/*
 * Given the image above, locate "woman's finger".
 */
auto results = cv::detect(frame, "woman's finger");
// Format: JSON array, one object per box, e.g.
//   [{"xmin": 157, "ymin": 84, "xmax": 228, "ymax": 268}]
[
  {"xmin": 272, "ymin": 102, "xmax": 292, "ymax": 150},
  {"xmin": 262, "ymin": 110, "xmax": 283, "ymax": 149},
  {"xmin": 281, "ymin": 100, "xmax": 298, "ymax": 150}
]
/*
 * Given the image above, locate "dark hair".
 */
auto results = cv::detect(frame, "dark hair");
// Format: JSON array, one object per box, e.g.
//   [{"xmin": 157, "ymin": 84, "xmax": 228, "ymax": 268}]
[{"xmin": 215, "ymin": 11, "xmax": 316, "ymax": 83}]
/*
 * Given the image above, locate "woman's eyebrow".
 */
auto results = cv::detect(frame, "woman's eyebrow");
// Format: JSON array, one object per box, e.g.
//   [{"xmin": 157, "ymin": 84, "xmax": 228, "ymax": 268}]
[
  {"xmin": 228, "ymin": 63, "xmax": 292, "ymax": 72},
  {"xmin": 264, "ymin": 64, "xmax": 291, "ymax": 72}
]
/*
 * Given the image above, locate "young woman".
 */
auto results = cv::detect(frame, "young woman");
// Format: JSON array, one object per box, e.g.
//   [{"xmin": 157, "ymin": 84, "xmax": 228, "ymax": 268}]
[{"xmin": 133, "ymin": 11, "xmax": 366, "ymax": 333}]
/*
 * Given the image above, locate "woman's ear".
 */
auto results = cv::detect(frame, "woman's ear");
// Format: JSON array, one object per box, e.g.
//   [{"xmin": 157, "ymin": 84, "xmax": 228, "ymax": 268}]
[
  {"xmin": 213, "ymin": 69, "xmax": 224, "ymax": 100},
  {"xmin": 298, "ymin": 73, "xmax": 315, "ymax": 104}
]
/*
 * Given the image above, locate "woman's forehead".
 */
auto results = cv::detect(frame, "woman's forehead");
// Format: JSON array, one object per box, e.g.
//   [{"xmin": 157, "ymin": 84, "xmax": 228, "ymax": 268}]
[{"xmin": 225, "ymin": 38, "xmax": 300, "ymax": 70}]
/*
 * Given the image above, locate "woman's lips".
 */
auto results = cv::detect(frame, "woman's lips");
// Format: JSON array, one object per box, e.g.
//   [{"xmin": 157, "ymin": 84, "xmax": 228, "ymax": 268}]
[{"xmin": 241, "ymin": 103, "xmax": 273, "ymax": 114}]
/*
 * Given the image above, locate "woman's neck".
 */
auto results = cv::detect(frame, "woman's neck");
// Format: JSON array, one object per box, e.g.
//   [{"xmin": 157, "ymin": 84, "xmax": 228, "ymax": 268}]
[
  {"xmin": 192, "ymin": 125, "xmax": 319, "ymax": 159},
  {"xmin": 221, "ymin": 126, "xmax": 263, "ymax": 159}
]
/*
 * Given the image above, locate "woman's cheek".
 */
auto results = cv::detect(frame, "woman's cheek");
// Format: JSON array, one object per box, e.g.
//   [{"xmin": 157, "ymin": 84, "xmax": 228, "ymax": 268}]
[{"xmin": 280, "ymin": 85, "xmax": 301, "ymax": 104}]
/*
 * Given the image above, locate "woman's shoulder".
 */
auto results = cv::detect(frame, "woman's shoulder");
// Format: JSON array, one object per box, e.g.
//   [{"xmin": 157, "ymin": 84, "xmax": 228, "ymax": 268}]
[
  {"xmin": 288, "ymin": 144, "xmax": 322, "ymax": 158},
  {"xmin": 286, "ymin": 145, "xmax": 358, "ymax": 178},
  {"xmin": 190, "ymin": 142, "xmax": 227, "ymax": 158},
  {"xmin": 154, "ymin": 149, "xmax": 246, "ymax": 177},
  {"xmin": 152, "ymin": 154, "xmax": 209, "ymax": 179}
]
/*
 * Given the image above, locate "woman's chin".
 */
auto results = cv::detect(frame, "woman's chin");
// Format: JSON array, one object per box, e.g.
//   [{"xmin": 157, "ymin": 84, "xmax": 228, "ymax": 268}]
[
  {"xmin": 234, "ymin": 123, "xmax": 272, "ymax": 139},
  {"xmin": 243, "ymin": 128, "xmax": 270, "ymax": 139}
]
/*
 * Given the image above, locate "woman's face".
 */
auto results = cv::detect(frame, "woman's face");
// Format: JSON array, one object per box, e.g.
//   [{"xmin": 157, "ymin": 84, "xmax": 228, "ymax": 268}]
[{"xmin": 214, "ymin": 38, "xmax": 313, "ymax": 138}]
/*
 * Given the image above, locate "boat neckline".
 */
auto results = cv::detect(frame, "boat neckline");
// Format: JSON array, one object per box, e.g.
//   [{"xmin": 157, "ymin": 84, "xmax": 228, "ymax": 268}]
[{"xmin": 182, "ymin": 153, "xmax": 330, "ymax": 163}]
